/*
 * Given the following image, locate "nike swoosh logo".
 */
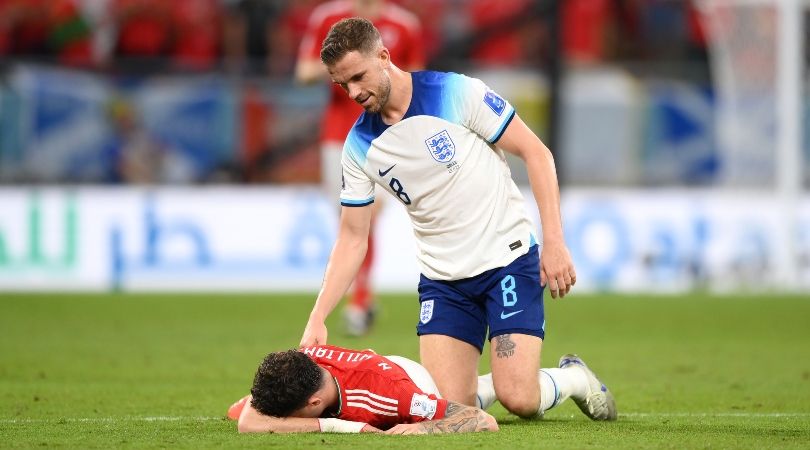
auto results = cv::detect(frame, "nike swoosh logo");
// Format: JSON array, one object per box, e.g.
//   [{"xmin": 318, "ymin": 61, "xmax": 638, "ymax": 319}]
[
  {"xmin": 378, "ymin": 164, "xmax": 396, "ymax": 176},
  {"xmin": 500, "ymin": 310, "xmax": 524, "ymax": 320}
]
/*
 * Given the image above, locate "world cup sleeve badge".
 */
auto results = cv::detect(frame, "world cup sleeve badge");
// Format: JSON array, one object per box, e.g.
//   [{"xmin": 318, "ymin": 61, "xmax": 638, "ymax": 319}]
[
  {"xmin": 420, "ymin": 299, "xmax": 434, "ymax": 324},
  {"xmin": 483, "ymin": 90, "xmax": 506, "ymax": 116},
  {"xmin": 424, "ymin": 130, "xmax": 456, "ymax": 163},
  {"xmin": 409, "ymin": 393, "xmax": 438, "ymax": 419}
]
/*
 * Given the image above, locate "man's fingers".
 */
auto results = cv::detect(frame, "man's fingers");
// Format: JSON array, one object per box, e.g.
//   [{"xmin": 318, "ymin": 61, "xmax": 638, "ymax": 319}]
[
  {"xmin": 384, "ymin": 425, "xmax": 407, "ymax": 435},
  {"xmin": 547, "ymin": 271, "xmax": 577, "ymax": 299},
  {"xmin": 548, "ymin": 278, "xmax": 559, "ymax": 298},
  {"xmin": 555, "ymin": 277, "xmax": 565, "ymax": 298},
  {"xmin": 543, "ymin": 260, "xmax": 577, "ymax": 299}
]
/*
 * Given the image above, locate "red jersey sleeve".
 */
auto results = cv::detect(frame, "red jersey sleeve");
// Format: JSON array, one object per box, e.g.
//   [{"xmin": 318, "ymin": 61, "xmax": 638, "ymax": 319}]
[
  {"xmin": 392, "ymin": 379, "xmax": 448, "ymax": 423},
  {"xmin": 297, "ymin": 3, "xmax": 334, "ymax": 61}
]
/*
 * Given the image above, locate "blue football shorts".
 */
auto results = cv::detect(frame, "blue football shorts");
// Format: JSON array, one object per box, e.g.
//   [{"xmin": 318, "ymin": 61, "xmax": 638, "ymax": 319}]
[{"xmin": 416, "ymin": 245, "xmax": 545, "ymax": 352}]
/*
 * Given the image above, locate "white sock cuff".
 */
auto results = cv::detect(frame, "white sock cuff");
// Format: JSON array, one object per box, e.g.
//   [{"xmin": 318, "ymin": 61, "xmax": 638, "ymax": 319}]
[{"xmin": 540, "ymin": 369, "xmax": 561, "ymax": 409}]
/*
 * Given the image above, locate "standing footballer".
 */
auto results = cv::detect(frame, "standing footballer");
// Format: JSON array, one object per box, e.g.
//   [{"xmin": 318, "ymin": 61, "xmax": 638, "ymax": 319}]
[
  {"xmin": 300, "ymin": 18, "xmax": 616, "ymax": 421},
  {"xmin": 295, "ymin": 0, "xmax": 425, "ymax": 336}
]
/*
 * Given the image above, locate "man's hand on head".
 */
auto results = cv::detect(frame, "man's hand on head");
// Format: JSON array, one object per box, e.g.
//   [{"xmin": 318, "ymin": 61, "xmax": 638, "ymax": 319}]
[{"xmin": 300, "ymin": 316, "xmax": 328, "ymax": 347}]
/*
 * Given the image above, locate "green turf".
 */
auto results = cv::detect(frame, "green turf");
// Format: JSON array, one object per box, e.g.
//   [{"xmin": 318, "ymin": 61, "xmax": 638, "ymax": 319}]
[{"xmin": 1, "ymin": 292, "xmax": 809, "ymax": 448}]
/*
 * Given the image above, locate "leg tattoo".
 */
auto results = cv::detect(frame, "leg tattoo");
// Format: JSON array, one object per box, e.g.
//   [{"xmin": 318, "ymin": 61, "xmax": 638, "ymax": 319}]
[{"xmin": 495, "ymin": 334, "xmax": 516, "ymax": 359}]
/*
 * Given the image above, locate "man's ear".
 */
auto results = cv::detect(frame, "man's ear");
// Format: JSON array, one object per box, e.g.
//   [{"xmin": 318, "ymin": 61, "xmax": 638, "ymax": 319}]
[
  {"xmin": 379, "ymin": 47, "xmax": 391, "ymax": 68},
  {"xmin": 308, "ymin": 396, "xmax": 323, "ymax": 408}
]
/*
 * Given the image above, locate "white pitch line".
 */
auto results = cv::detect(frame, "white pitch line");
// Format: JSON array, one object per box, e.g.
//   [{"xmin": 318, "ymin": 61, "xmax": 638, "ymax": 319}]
[
  {"xmin": 2, "ymin": 413, "xmax": 810, "ymax": 424},
  {"xmin": 620, "ymin": 412, "xmax": 810, "ymax": 418},
  {"xmin": 0, "ymin": 416, "xmax": 222, "ymax": 424}
]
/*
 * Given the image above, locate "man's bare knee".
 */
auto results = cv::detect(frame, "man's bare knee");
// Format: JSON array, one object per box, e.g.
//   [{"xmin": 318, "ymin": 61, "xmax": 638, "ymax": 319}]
[{"xmin": 498, "ymin": 393, "xmax": 540, "ymax": 418}]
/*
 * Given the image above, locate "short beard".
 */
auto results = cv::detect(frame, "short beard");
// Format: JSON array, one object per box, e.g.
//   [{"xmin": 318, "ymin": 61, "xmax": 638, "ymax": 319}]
[{"xmin": 365, "ymin": 74, "xmax": 391, "ymax": 114}]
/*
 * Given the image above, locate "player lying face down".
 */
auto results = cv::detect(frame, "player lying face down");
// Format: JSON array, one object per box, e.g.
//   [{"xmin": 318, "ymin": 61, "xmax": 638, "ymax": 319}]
[{"xmin": 228, "ymin": 346, "xmax": 498, "ymax": 435}]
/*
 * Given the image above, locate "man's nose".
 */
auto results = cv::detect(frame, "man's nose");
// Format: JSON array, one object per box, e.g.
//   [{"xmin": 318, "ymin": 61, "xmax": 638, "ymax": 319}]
[{"xmin": 347, "ymin": 83, "xmax": 362, "ymax": 100}]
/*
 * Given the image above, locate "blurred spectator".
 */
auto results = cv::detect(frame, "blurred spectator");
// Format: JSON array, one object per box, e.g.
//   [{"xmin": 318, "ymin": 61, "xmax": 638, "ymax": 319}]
[
  {"xmin": 0, "ymin": 0, "xmax": 93, "ymax": 66},
  {"xmin": 391, "ymin": 0, "xmax": 448, "ymax": 60},
  {"xmin": 110, "ymin": 0, "xmax": 221, "ymax": 72},
  {"xmin": 169, "ymin": 0, "xmax": 221, "ymax": 71},
  {"xmin": 110, "ymin": 0, "xmax": 172, "ymax": 70},
  {"xmin": 295, "ymin": 0, "xmax": 424, "ymax": 147},
  {"xmin": 278, "ymin": 0, "xmax": 324, "ymax": 75},
  {"xmin": 221, "ymin": 0, "xmax": 287, "ymax": 75},
  {"xmin": 562, "ymin": 0, "xmax": 618, "ymax": 65},
  {"xmin": 559, "ymin": 0, "xmax": 708, "ymax": 68},
  {"xmin": 103, "ymin": 96, "xmax": 196, "ymax": 184},
  {"xmin": 239, "ymin": 82, "xmax": 276, "ymax": 180},
  {"xmin": 640, "ymin": 0, "xmax": 690, "ymax": 59},
  {"xmin": 466, "ymin": 0, "xmax": 542, "ymax": 67},
  {"xmin": 685, "ymin": 1, "xmax": 708, "ymax": 62}
]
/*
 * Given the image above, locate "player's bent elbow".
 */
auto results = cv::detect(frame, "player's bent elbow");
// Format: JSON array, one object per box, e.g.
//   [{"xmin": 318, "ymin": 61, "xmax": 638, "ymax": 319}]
[
  {"xmin": 236, "ymin": 419, "xmax": 259, "ymax": 434},
  {"xmin": 236, "ymin": 421, "xmax": 253, "ymax": 433},
  {"xmin": 237, "ymin": 417, "xmax": 271, "ymax": 434}
]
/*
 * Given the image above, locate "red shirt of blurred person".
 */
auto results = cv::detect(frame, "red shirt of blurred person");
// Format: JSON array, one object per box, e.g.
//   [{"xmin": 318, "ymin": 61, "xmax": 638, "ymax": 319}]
[
  {"xmin": 48, "ymin": 0, "xmax": 93, "ymax": 66},
  {"xmin": 562, "ymin": 0, "xmax": 614, "ymax": 64},
  {"xmin": 113, "ymin": 0, "xmax": 220, "ymax": 70},
  {"xmin": 112, "ymin": 0, "xmax": 171, "ymax": 58},
  {"xmin": 169, "ymin": 0, "xmax": 220, "ymax": 70},
  {"xmin": 0, "ymin": 0, "xmax": 92, "ymax": 65},
  {"xmin": 297, "ymin": 0, "xmax": 424, "ymax": 143},
  {"xmin": 0, "ymin": 0, "xmax": 49, "ymax": 55},
  {"xmin": 467, "ymin": 0, "xmax": 531, "ymax": 66}
]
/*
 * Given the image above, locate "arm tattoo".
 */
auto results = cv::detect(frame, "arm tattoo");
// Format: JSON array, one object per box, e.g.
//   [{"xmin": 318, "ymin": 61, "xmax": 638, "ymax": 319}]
[
  {"xmin": 415, "ymin": 402, "xmax": 495, "ymax": 434},
  {"xmin": 495, "ymin": 334, "xmax": 516, "ymax": 358}
]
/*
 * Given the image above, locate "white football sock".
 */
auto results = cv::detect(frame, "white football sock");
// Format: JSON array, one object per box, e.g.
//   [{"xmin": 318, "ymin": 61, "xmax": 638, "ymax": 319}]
[
  {"xmin": 476, "ymin": 373, "xmax": 497, "ymax": 409},
  {"xmin": 477, "ymin": 366, "xmax": 590, "ymax": 413},
  {"xmin": 538, "ymin": 367, "xmax": 588, "ymax": 414}
]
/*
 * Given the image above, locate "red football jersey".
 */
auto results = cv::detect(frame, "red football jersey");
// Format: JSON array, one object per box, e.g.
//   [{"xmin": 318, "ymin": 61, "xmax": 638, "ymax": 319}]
[
  {"xmin": 300, "ymin": 345, "xmax": 447, "ymax": 429},
  {"xmin": 297, "ymin": 0, "xmax": 424, "ymax": 143}
]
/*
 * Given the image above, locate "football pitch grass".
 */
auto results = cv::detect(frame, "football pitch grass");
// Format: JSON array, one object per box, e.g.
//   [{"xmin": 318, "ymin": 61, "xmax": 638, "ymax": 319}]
[{"xmin": 1, "ymin": 292, "xmax": 809, "ymax": 449}]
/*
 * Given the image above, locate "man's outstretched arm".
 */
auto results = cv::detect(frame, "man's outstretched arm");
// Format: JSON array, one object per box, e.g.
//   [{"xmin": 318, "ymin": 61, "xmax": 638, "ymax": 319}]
[
  {"xmin": 384, "ymin": 402, "xmax": 499, "ymax": 435},
  {"xmin": 496, "ymin": 113, "xmax": 576, "ymax": 299},
  {"xmin": 300, "ymin": 204, "xmax": 373, "ymax": 346},
  {"xmin": 237, "ymin": 395, "xmax": 379, "ymax": 434}
]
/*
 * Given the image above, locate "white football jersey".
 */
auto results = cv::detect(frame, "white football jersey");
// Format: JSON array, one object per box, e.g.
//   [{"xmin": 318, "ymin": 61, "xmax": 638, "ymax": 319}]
[{"xmin": 340, "ymin": 71, "xmax": 536, "ymax": 280}]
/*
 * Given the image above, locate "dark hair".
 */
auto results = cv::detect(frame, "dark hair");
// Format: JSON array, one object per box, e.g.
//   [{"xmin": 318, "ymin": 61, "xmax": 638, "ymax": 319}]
[
  {"xmin": 250, "ymin": 350, "xmax": 324, "ymax": 417},
  {"xmin": 320, "ymin": 17, "xmax": 382, "ymax": 66}
]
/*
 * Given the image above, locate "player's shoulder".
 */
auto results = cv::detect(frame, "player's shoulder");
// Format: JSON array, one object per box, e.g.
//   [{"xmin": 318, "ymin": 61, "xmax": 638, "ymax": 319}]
[
  {"xmin": 308, "ymin": 0, "xmax": 354, "ymax": 26},
  {"xmin": 412, "ymin": 71, "xmax": 482, "ymax": 101},
  {"xmin": 345, "ymin": 112, "xmax": 385, "ymax": 156},
  {"xmin": 413, "ymin": 70, "xmax": 475, "ymax": 87},
  {"xmin": 351, "ymin": 353, "xmax": 411, "ymax": 381},
  {"xmin": 380, "ymin": 2, "xmax": 421, "ymax": 30}
]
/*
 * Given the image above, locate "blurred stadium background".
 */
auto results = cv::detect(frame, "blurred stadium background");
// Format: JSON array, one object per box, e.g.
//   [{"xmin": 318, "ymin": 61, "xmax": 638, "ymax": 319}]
[
  {"xmin": 1, "ymin": 0, "xmax": 809, "ymax": 448},
  {"xmin": 0, "ymin": 0, "xmax": 807, "ymax": 293}
]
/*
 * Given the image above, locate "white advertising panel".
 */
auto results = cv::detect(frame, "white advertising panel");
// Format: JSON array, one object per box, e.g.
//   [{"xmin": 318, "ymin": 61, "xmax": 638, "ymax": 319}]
[{"xmin": 0, "ymin": 187, "xmax": 807, "ymax": 293}]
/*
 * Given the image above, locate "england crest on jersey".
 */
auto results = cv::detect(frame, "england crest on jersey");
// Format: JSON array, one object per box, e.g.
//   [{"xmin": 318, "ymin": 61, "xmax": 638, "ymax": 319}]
[
  {"xmin": 425, "ymin": 130, "xmax": 456, "ymax": 163},
  {"xmin": 420, "ymin": 299, "xmax": 434, "ymax": 324}
]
